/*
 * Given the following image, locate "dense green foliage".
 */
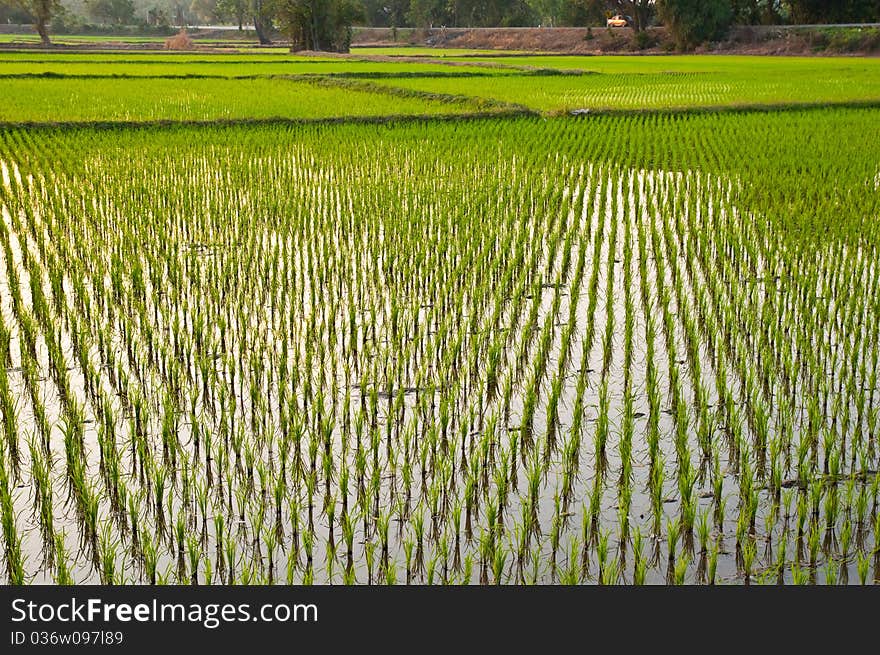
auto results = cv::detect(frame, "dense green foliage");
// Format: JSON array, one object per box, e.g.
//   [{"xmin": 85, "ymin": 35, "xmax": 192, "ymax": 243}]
[
  {"xmin": 84, "ymin": 0, "xmax": 137, "ymax": 25},
  {"xmin": 787, "ymin": 0, "xmax": 880, "ymax": 24},
  {"xmin": 274, "ymin": 0, "xmax": 363, "ymax": 52},
  {"xmin": 7, "ymin": 0, "xmax": 59, "ymax": 44},
  {"xmin": 659, "ymin": 0, "xmax": 733, "ymax": 49}
]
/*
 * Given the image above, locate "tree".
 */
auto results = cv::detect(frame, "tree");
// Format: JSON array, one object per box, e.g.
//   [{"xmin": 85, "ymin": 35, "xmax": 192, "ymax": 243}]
[
  {"xmin": 10, "ymin": 0, "xmax": 60, "ymax": 45},
  {"xmin": 561, "ymin": 0, "xmax": 606, "ymax": 25},
  {"xmin": 252, "ymin": 0, "xmax": 274, "ymax": 43},
  {"xmin": 190, "ymin": 0, "xmax": 220, "ymax": 23},
  {"xmin": 86, "ymin": 0, "xmax": 136, "ymax": 24},
  {"xmin": 274, "ymin": 0, "xmax": 364, "ymax": 51},
  {"xmin": 730, "ymin": 0, "xmax": 783, "ymax": 23},
  {"xmin": 449, "ymin": 0, "xmax": 535, "ymax": 26},
  {"xmin": 406, "ymin": 0, "xmax": 446, "ymax": 27},
  {"xmin": 0, "ymin": 1, "xmax": 34, "ymax": 23},
  {"xmin": 658, "ymin": 0, "xmax": 732, "ymax": 47},
  {"xmin": 172, "ymin": 1, "xmax": 189, "ymax": 24},
  {"xmin": 530, "ymin": 0, "xmax": 565, "ymax": 25},
  {"xmin": 786, "ymin": 0, "xmax": 880, "ymax": 23},
  {"xmin": 216, "ymin": 0, "xmax": 248, "ymax": 28},
  {"xmin": 360, "ymin": 0, "xmax": 409, "ymax": 26},
  {"xmin": 147, "ymin": 5, "xmax": 172, "ymax": 26}
]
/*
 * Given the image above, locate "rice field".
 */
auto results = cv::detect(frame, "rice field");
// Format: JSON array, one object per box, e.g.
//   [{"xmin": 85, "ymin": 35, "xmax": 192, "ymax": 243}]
[
  {"xmin": 370, "ymin": 61, "xmax": 880, "ymax": 112},
  {"xmin": 2, "ymin": 53, "xmax": 878, "ymax": 122},
  {"xmin": 0, "ymin": 52, "xmax": 879, "ymax": 586},
  {"xmin": 0, "ymin": 77, "xmax": 508, "ymax": 123},
  {"xmin": 0, "ymin": 56, "xmax": 510, "ymax": 78},
  {"xmin": 442, "ymin": 53, "xmax": 880, "ymax": 74}
]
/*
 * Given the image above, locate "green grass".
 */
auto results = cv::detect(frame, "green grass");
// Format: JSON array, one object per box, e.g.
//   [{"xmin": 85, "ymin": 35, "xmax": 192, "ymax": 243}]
[{"xmin": 0, "ymin": 76, "xmax": 491, "ymax": 122}]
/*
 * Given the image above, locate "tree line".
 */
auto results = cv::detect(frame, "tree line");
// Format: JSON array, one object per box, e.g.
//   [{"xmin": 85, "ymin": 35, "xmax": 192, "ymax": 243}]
[{"xmin": 3, "ymin": 0, "xmax": 880, "ymax": 48}]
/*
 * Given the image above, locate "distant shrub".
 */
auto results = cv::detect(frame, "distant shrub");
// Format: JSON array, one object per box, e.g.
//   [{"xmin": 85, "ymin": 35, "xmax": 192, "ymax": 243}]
[
  {"xmin": 863, "ymin": 29, "xmax": 880, "ymax": 52},
  {"xmin": 808, "ymin": 30, "xmax": 829, "ymax": 51},
  {"xmin": 659, "ymin": 0, "xmax": 732, "ymax": 50},
  {"xmin": 827, "ymin": 29, "xmax": 863, "ymax": 52},
  {"xmin": 732, "ymin": 26, "xmax": 755, "ymax": 44},
  {"xmin": 632, "ymin": 30, "xmax": 656, "ymax": 50},
  {"xmin": 811, "ymin": 27, "xmax": 880, "ymax": 54}
]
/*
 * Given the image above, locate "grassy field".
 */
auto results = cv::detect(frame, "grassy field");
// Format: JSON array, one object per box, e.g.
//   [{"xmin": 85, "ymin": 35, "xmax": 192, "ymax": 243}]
[{"xmin": 0, "ymin": 50, "xmax": 878, "ymax": 586}]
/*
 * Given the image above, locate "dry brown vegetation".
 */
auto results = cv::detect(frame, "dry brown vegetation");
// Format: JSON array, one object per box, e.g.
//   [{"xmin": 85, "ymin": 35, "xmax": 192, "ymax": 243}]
[{"xmin": 164, "ymin": 29, "xmax": 195, "ymax": 51}]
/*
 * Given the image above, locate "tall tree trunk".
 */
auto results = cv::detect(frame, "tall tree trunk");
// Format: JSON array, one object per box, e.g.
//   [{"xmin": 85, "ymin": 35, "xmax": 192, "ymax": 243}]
[
  {"xmin": 634, "ymin": 9, "xmax": 644, "ymax": 33},
  {"xmin": 626, "ymin": 1, "xmax": 650, "ymax": 33},
  {"xmin": 36, "ymin": 17, "xmax": 51, "ymax": 46},
  {"xmin": 253, "ymin": 17, "xmax": 271, "ymax": 44},
  {"xmin": 310, "ymin": 13, "xmax": 320, "ymax": 51},
  {"xmin": 253, "ymin": 0, "xmax": 271, "ymax": 45}
]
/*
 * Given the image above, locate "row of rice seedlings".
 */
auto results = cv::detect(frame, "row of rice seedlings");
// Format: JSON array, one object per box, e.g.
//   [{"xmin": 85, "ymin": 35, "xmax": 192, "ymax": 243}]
[{"xmin": 0, "ymin": 110, "xmax": 878, "ymax": 583}]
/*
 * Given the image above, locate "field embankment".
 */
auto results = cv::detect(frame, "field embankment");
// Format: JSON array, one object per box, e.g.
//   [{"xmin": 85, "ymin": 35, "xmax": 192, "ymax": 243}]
[
  {"xmin": 352, "ymin": 24, "xmax": 880, "ymax": 56},
  {"xmin": 2, "ymin": 23, "xmax": 880, "ymax": 55}
]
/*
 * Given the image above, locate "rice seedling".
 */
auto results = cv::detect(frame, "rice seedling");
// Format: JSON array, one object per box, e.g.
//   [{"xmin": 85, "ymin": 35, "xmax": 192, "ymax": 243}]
[
  {"xmin": 856, "ymin": 550, "xmax": 871, "ymax": 585},
  {"xmin": 666, "ymin": 517, "xmax": 680, "ymax": 564},
  {"xmin": 673, "ymin": 553, "xmax": 690, "ymax": 585},
  {"xmin": 824, "ymin": 560, "xmax": 840, "ymax": 586},
  {"xmin": 591, "ymin": 542, "xmax": 615, "ymax": 582},
  {"xmin": 791, "ymin": 562, "xmax": 811, "ymax": 586},
  {"xmin": 52, "ymin": 533, "xmax": 73, "ymax": 585},
  {"xmin": 741, "ymin": 538, "xmax": 757, "ymax": 586}
]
